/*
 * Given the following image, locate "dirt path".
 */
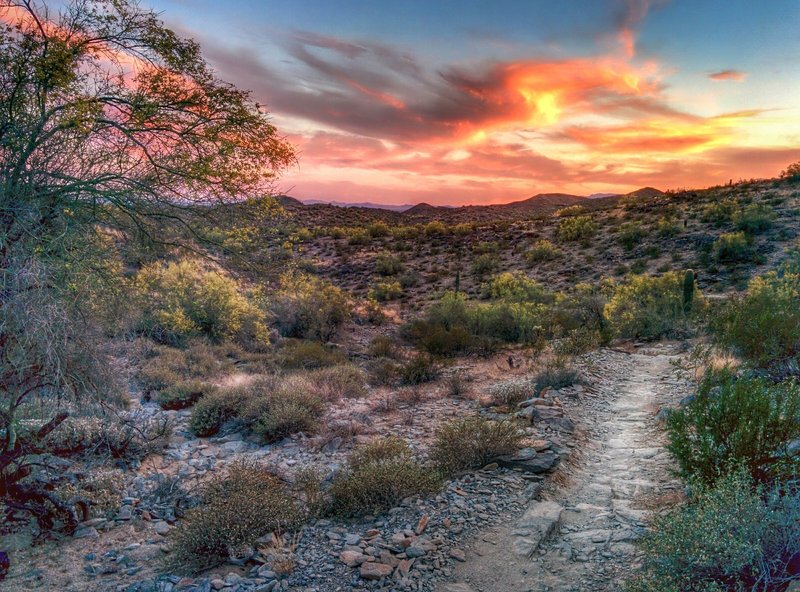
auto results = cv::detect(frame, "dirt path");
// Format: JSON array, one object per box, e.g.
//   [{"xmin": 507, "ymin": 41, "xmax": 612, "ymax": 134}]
[{"xmin": 438, "ymin": 344, "xmax": 689, "ymax": 592}]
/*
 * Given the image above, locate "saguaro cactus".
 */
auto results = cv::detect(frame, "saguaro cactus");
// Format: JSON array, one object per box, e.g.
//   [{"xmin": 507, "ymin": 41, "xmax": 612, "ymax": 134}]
[{"xmin": 683, "ymin": 269, "xmax": 696, "ymax": 315}]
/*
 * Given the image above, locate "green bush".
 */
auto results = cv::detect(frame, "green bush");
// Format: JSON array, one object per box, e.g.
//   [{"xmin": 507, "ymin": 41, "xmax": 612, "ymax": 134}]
[
  {"xmin": 137, "ymin": 341, "xmax": 239, "ymax": 393},
  {"xmin": 399, "ymin": 354, "xmax": 440, "ymax": 385},
  {"xmin": 135, "ymin": 260, "xmax": 268, "ymax": 346},
  {"xmin": 552, "ymin": 281, "xmax": 613, "ymax": 342},
  {"xmin": 369, "ymin": 280, "xmax": 403, "ymax": 302},
  {"xmin": 618, "ymin": 221, "xmax": 646, "ymax": 251},
  {"xmin": 712, "ymin": 231, "xmax": 753, "ymax": 263},
  {"xmin": 713, "ymin": 254, "xmax": 800, "ymax": 366},
  {"xmin": 525, "ymin": 239, "xmax": 562, "ymax": 263},
  {"xmin": 430, "ymin": 416, "xmax": 523, "ymax": 476},
  {"xmin": 666, "ymin": 371, "xmax": 800, "ymax": 485},
  {"xmin": 604, "ymin": 271, "xmax": 703, "ymax": 340},
  {"xmin": 328, "ymin": 437, "xmax": 441, "ymax": 516},
  {"xmin": 781, "ymin": 160, "xmax": 800, "ymax": 182},
  {"xmin": 367, "ymin": 335, "xmax": 401, "ymax": 359},
  {"xmin": 534, "ymin": 360, "xmax": 580, "ymax": 394},
  {"xmin": 243, "ymin": 376, "xmax": 325, "ymax": 443},
  {"xmin": 483, "ymin": 272, "xmax": 553, "ymax": 304},
  {"xmin": 167, "ymin": 462, "xmax": 302, "ymax": 573},
  {"xmin": 733, "ymin": 203, "xmax": 776, "ymax": 234},
  {"xmin": 156, "ymin": 380, "xmax": 215, "ymax": 410},
  {"xmin": 307, "ymin": 364, "xmax": 367, "ymax": 401},
  {"xmin": 189, "ymin": 386, "xmax": 249, "ymax": 437},
  {"xmin": 628, "ymin": 470, "xmax": 800, "ymax": 592},
  {"xmin": 556, "ymin": 215, "xmax": 597, "ymax": 242},
  {"xmin": 271, "ymin": 272, "xmax": 351, "ymax": 341},
  {"xmin": 471, "ymin": 253, "xmax": 501, "ymax": 276},
  {"xmin": 277, "ymin": 340, "xmax": 348, "ymax": 370},
  {"xmin": 374, "ymin": 252, "xmax": 403, "ymax": 276},
  {"xmin": 488, "ymin": 378, "xmax": 535, "ymax": 407},
  {"xmin": 701, "ymin": 199, "xmax": 739, "ymax": 227},
  {"xmin": 656, "ymin": 217, "xmax": 680, "ymax": 237}
]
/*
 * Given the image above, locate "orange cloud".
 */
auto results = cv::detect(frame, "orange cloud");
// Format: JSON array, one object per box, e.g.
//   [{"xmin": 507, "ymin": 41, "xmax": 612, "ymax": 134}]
[{"xmin": 709, "ymin": 69, "xmax": 747, "ymax": 82}]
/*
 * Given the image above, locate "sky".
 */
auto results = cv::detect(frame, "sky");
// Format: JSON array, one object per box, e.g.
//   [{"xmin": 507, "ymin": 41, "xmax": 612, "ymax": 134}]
[{"xmin": 107, "ymin": 2, "xmax": 800, "ymax": 204}]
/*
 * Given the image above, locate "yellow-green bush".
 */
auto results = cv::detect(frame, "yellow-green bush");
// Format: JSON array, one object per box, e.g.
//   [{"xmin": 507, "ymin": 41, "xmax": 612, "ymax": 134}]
[
  {"xmin": 525, "ymin": 239, "xmax": 562, "ymax": 263},
  {"xmin": 713, "ymin": 231, "xmax": 753, "ymax": 263},
  {"xmin": 167, "ymin": 462, "xmax": 302, "ymax": 573},
  {"xmin": 604, "ymin": 271, "xmax": 703, "ymax": 339},
  {"xmin": 328, "ymin": 437, "xmax": 441, "ymax": 517},
  {"xmin": 155, "ymin": 380, "xmax": 215, "ymax": 410},
  {"xmin": 135, "ymin": 260, "xmax": 268, "ymax": 346},
  {"xmin": 369, "ymin": 280, "xmax": 403, "ymax": 302},
  {"xmin": 189, "ymin": 386, "xmax": 250, "ymax": 437},
  {"xmin": 271, "ymin": 272, "xmax": 351, "ymax": 341},
  {"xmin": 277, "ymin": 340, "xmax": 348, "ymax": 369},
  {"xmin": 556, "ymin": 215, "xmax": 597, "ymax": 242}
]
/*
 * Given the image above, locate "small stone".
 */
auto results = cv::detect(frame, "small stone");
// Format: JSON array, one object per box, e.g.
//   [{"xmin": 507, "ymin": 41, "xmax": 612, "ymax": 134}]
[
  {"xmin": 415, "ymin": 515, "xmax": 429, "ymax": 535},
  {"xmin": 153, "ymin": 521, "xmax": 170, "ymax": 536},
  {"xmin": 339, "ymin": 550, "xmax": 367, "ymax": 567},
  {"xmin": 449, "ymin": 548, "xmax": 466, "ymax": 562},
  {"xmin": 73, "ymin": 527, "xmax": 99, "ymax": 539},
  {"xmin": 360, "ymin": 562, "xmax": 392, "ymax": 580}
]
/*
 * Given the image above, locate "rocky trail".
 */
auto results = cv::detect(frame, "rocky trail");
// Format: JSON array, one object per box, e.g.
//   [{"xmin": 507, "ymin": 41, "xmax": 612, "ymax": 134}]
[{"xmin": 438, "ymin": 344, "xmax": 689, "ymax": 592}]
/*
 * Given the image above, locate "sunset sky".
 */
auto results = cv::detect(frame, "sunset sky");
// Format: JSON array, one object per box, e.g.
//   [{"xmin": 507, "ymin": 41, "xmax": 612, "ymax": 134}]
[{"xmin": 150, "ymin": 0, "xmax": 799, "ymax": 205}]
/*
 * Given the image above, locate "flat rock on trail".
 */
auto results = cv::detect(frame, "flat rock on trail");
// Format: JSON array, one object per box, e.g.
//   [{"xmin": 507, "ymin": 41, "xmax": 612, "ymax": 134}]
[{"xmin": 439, "ymin": 344, "xmax": 689, "ymax": 592}]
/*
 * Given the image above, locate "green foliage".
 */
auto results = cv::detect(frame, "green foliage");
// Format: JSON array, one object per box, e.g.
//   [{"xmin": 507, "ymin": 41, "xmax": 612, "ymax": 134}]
[
  {"xmin": 374, "ymin": 252, "xmax": 403, "ymax": 275},
  {"xmin": 328, "ymin": 437, "xmax": 441, "ymax": 517},
  {"xmin": 555, "ymin": 205, "xmax": 585, "ymax": 217},
  {"xmin": 733, "ymin": 203, "xmax": 776, "ymax": 234},
  {"xmin": 483, "ymin": 272, "xmax": 553, "ymax": 304},
  {"xmin": 306, "ymin": 364, "xmax": 367, "ymax": 401},
  {"xmin": 399, "ymin": 354, "xmax": 440, "ymax": 385},
  {"xmin": 525, "ymin": 239, "xmax": 562, "ymax": 263},
  {"xmin": 712, "ymin": 231, "xmax": 753, "ymax": 263},
  {"xmin": 367, "ymin": 335, "xmax": 401, "ymax": 359},
  {"xmin": 167, "ymin": 462, "xmax": 302, "ymax": 573},
  {"xmin": 423, "ymin": 221, "xmax": 447, "ymax": 236},
  {"xmin": 155, "ymin": 380, "xmax": 215, "ymax": 410},
  {"xmin": 471, "ymin": 253, "xmax": 501, "ymax": 276},
  {"xmin": 656, "ymin": 216, "xmax": 680, "ymax": 237},
  {"xmin": 369, "ymin": 280, "xmax": 403, "ymax": 301},
  {"xmin": 245, "ymin": 380, "xmax": 325, "ymax": 443},
  {"xmin": 556, "ymin": 215, "xmax": 597, "ymax": 243},
  {"xmin": 430, "ymin": 416, "xmax": 523, "ymax": 476},
  {"xmin": 534, "ymin": 361, "xmax": 579, "ymax": 394},
  {"xmin": 189, "ymin": 386, "xmax": 249, "ymax": 437},
  {"xmin": 278, "ymin": 340, "xmax": 348, "ymax": 369},
  {"xmin": 552, "ymin": 282, "xmax": 614, "ymax": 343},
  {"xmin": 271, "ymin": 272, "xmax": 351, "ymax": 342},
  {"xmin": 713, "ymin": 253, "xmax": 800, "ymax": 365},
  {"xmin": 666, "ymin": 371, "xmax": 800, "ymax": 485},
  {"xmin": 618, "ymin": 221, "xmax": 646, "ymax": 251},
  {"xmin": 682, "ymin": 269, "xmax": 696, "ymax": 315},
  {"xmin": 135, "ymin": 260, "xmax": 268, "ymax": 346},
  {"xmin": 628, "ymin": 470, "xmax": 800, "ymax": 592},
  {"xmin": 701, "ymin": 199, "xmax": 739, "ymax": 227},
  {"xmin": 604, "ymin": 271, "xmax": 703, "ymax": 339}
]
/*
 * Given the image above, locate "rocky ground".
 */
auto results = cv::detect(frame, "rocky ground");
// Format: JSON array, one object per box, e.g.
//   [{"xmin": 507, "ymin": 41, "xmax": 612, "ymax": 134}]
[{"xmin": 3, "ymin": 344, "xmax": 692, "ymax": 592}]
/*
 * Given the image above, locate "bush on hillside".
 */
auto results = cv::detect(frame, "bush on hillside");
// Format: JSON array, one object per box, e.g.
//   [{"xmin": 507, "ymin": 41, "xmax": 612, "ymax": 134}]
[
  {"xmin": 430, "ymin": 416, "xmax": 523, "ymax": 476},
  {"xmin": 618, "ymin": 221, "xmax": 646, "ymax": 251},
  {"xmin": 307, "ymin": 364, "xmax": 367, "ymax": 401},
  {"xmin": 525, "ymin": 239, "xmax": 562, "ymax": 263},
  {"xmin": 471, "ymin": 253, "xmax": 501, "ymax": 277},
  {"xmin": 666, "ymin": 370, "xmax": 800, "ymax": 486},
  {"xmin": 781, "ymin": 160, "xmax": 800, "ymax": 182},
  {"xmin": 155, "ymin": 380, "xmax": 215, "ymax": 410},
  {"xmin": 277, "ymin": 340, "xmax": 348, "ymax": 370},
  {"xmin": 701, "ymin": 198, "xmax": 739, "ymax": 227},
  {"xmin": 271, "ymin": 272, "xmax": 351, "ymax": 341},
  {"xmin": 135, "ymin": 260, "xmax": 268, "ymax": 347},
  {"xmin": 556, "ymin": 215, "xmax": 597, "ymax": 243},
  {"xmin": 488, "ymin": 378, "xmax": 535, "ymax": 407},
  {"xmin": 483, "ymin": 272, "xmax": 554, "ymax": 304},
  {"xmin": 369, "ymin": 280, "xmax": 403, "ymax": 302},
  {"xmin": 712, "ymin": 231, "xmax": 753, "ymax": 263},
  {"xmin": 604, "ymin": 271, "xmax": 703, "ymax": 340},
  {"xmin": 189, "ymin": 386, "xmax": 250, "ymax": 437},
  {"xmin": 713, "ymin": 252, "xmax": 800, "ymax": 366},
  {"xmin": 167, "ymin": 462, "xmax": 302, "ymax": 573},
  {"xmin": 628, "ymin": 470, "xmax": 800, "ymax": 592},
  {"xmin": 374, "ymin": 252, "xmax": 403, "ymax": 276},
  {"xmin": 733, "ymin": 203, "xmax": 776, "ymax": 234},
  {"xmin": 328, "ymin": 437, "xmax": 441, "ymax": 516}
]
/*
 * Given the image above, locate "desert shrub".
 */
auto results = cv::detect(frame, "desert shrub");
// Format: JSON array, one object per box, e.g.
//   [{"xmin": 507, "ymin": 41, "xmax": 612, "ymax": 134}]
[
  {"xmin": 328, "ymin": 437, "xmax": 441, "ymax": 516},
  {"xmin": 656, "ymin": 217, "xmax": 680, "ymax": 237},
  {"xmin": 556, "ymin": 215, "xmax": 597, "ymax": 242},
  {"xmin": 534, "ymin": 361, "xmax": 579, "ymax": 394},
  {"xmin": 347, "ymin": 228, "xmax": 370, "ymax": 245},
  {"xmin": 604, "ymin": 271, "xmax": 703, "ymax": 339},
  {"xmin": 137, "ymin": 342, "xmax": 238, "ymax": 393},
  {"xmin": 271, "ymin": 272, "xmax": 351, "ymax": 341},
  {"xmin": 552, "ymin": 282, "xmax": 613, "ymax": 341},
  {"xmin": 135, "ymin": 260, "xmax": 268, "ymax": 346},
  {"xmin": 781, "ymin": 160, "xmax": 800, "ymax": 182},
  {"xmin": 367, "ymin": 335, "xmax": 401, "ymax": 359},
  {"xmin": 712, "ymin": 231, "xmax": 753, "ymax": 263},
  {"xmin": 189, "ymin": 386, "xmax": 250, "ymax": 437},
  {"xmin": 484, "ymin": 272, "xmax": 553, "ymax": 304},
  {"xmin": 701, "ymin": 198, "xmax": 739, "ymax": 226},
  {"xmin": 733, "ymin": 203, "xmax": 776, "ymax": 234},
  {"xmin": 553, "ymin": 328, "xmax": 602, "ymax": 356},
  {"xmin": 666, "ymin": 370, "xmax": 800, "ymax": 485},
  {"xmin": 488, "ymin": 378, "xmax": 535, "ymax": 407},
  {"xmin": 473, "ymin": 241, "xmax": 500, "ymax": 254},
  {"xmin": 307, "ymin": 364, "xmax": 367, "ymax": 400},
  {"xmin": 555, "ymin": 205, "xmax": 585, "ymax": 217},
  {"xmin": 365, "ymin": 357, "xmax": 401, "ymax": 386},
  {"xmin": 423, "ymin": 220, "xmax": 447, "ymax": 236},
  {"xmin": 414, "ymin": 323, "xmax": 474, "ymax": 356},
  {"xmin": 471, "ymin": 253, "xmax": 501, "ymax": 276},
  {"xmin": 618, "ymin": 221, "xmax": 646, "ymax": 251},
  {"xmin": 167, "ymin": 462, "xmax": 302, "ymax": 573},
  {"xmin": 243, "ymin": 376, "xmax": 326, "ymax": 442},
  {"xmin": 430, "ymin": 416, "xmax": 523, "ymax": 476},
  {"xmin": 446, "ymin": 371, "xmax": 470, "ymax": 398},
  {"xmin": 156, "ymin": 380, "xmax": 215, "ymax": 410},
  {"xmin": 399, "ymin": 354, "xmax": 440, "ymax": 385},
  {"xmin": 374, "ymin": 252, "xmax": 403, "ymax": 276},
  {"xmin": 278, "ymin": 340, "xmax": 348, "ymax": 370},
  {"xmin": 713, "ymin": 254, "xmax": 800, "ymax": 366},
  {"xmin": 369, "ymin": 280, "xmax": 403, "ymax": 302},
  {"xmin": 628, "ymin": 470, "xmax": 800, "ymax": 592},
  {"xmin": 54, "ymin": 468, "xmax": 125, "ymax": 519},
  {"xmin": 367, "ymin": 221, "xmax": 390, "ymax": 238},
  {"xmin": 525, "ymin": 239, "xmax": 562, "ymax": 263}
]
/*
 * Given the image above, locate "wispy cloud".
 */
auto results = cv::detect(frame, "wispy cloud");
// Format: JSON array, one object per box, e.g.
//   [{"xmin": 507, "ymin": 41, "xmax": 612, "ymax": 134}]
[{"xmin": 709, "ymin": 69, "xmax": 747, "ymax": 82}]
